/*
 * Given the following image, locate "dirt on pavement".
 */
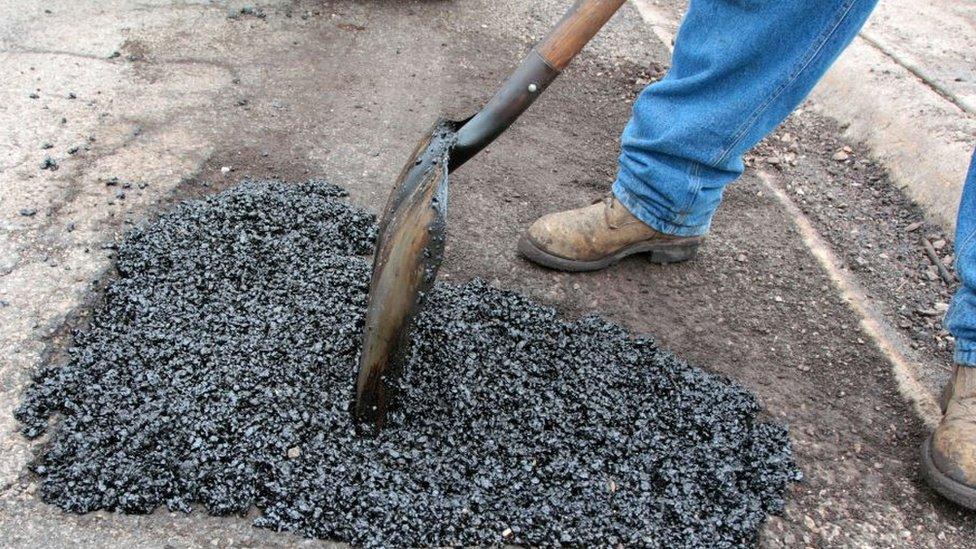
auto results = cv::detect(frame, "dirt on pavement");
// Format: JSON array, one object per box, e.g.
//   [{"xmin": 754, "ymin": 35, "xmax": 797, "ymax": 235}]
[
  {"xmin": 1, "ymin": 0, "xmax": 974, "ymax": 547},
  {"xmin": 754, "ymin": 114, "xmax": 959, "ymax": 396}
]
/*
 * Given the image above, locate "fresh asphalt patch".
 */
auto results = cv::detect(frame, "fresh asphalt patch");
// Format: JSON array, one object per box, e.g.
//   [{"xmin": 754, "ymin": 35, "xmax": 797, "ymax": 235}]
[{"xmin": 15, "ymin": 180, "xmax": 801, "ymax": 547}]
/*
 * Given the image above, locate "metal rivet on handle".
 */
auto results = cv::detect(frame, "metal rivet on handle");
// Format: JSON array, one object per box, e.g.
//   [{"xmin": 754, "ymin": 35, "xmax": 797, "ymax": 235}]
[{"xmin": 528, "ymin": 83, "xmax": 538, "ymax": 93}]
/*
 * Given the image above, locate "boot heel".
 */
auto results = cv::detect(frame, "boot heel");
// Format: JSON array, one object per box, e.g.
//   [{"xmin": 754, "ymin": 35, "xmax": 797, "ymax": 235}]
[{"xmin": 647, "ymin": 243, "xmax": 699, "ymax": 264}]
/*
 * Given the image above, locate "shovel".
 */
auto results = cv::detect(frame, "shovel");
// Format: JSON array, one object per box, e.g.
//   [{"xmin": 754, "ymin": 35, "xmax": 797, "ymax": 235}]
[{"xmin": 354, "ymin": 0, "xmax": 627, "ymax": 426}]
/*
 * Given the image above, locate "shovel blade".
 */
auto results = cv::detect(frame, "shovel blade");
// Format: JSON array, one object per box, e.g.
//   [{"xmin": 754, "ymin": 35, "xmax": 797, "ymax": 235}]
[{"xmin": 354, "ymin": 120, "xmax": 458, "ymax": 427}]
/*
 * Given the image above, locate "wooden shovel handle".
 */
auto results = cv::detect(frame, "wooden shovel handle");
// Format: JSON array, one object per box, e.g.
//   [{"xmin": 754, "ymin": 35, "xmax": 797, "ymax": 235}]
[
  {"xmin": 450, "ymin": 0, "xmax": 626, "ymax": 170},
  {"xmin": 536, "ymin": 0, "xmax": 628, "ymax": 71}
]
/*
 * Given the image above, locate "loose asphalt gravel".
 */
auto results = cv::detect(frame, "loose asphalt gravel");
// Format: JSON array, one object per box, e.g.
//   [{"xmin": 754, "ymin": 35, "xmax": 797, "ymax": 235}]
[{"xmin": 15, "ymin": 180, "xmax": 801, "ymax": 547}]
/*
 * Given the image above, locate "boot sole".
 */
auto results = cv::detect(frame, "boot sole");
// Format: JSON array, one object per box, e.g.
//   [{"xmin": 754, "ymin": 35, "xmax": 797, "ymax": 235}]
[
  {"xmin": 517, "ymin": 234, "xmax": 700, "ymax": 272},
  {"xmin": 921, "ymin": 434, "xmax": 976, "ymax": 511}
]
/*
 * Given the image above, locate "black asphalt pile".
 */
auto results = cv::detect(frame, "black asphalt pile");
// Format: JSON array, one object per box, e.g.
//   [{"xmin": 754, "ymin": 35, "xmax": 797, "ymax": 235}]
[{"xmin": 16, "ymin": 179, "xmax": 801, "ymax": 547}]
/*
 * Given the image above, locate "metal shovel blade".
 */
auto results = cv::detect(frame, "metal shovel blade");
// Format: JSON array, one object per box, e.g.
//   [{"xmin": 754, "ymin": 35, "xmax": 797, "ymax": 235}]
[
  {"xmin": 353, "ymin": 119, "xmax": 458, "ymax": 426},
  {"xmin": 353, "ymin": 0, "xmax": 627, "ymax": 428}
]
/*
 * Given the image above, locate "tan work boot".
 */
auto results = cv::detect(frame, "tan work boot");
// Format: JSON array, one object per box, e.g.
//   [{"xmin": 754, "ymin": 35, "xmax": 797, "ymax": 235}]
[
  {"xmin": 922, "ymin": 364, "xmax": 976, "ymax": 510},
  {"xmin": 517, "ymin": 194, "xmax": 703, "ymax": 272}
]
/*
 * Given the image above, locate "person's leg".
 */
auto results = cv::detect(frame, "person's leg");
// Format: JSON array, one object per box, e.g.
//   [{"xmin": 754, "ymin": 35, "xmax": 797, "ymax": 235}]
[
  {"xmin": 521, "ymin": 0, "xmax": 880, "ymax": 271},
  {"xmin": 924, "ymin": 149, "xmax": 976, "ymax": 510},
  {"xmin": 614, "ymin": 0, "xmax": 879, "ymax": 236},
  {"xmin": 947, "ymin": 150, "xmax": 976, "ymax": 368}
]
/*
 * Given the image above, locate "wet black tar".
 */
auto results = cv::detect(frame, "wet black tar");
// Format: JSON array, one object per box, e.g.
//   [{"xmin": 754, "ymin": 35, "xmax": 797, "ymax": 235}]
[{"xmin": 16, "ymin": 180, "xmax": 801, "ymax": 547}]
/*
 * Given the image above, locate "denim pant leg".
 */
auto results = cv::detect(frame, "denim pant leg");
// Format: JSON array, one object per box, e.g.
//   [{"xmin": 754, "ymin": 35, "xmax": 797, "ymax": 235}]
[
  {"xmin": 947, "ymin": 149, "xmax": 976, "ymax": 367},
  {"xmin": 614, "ymin": 0, "xmax": 879, "ymax": 236}
]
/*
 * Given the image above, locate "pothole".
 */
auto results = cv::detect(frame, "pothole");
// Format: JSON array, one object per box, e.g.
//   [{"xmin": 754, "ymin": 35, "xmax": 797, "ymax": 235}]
[{"xmin": 16, "ymin": 179, "xmax": 801, "ymax": 547}]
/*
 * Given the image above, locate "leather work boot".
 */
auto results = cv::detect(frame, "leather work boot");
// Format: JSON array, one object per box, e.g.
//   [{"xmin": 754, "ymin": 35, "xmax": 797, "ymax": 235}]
[
  {"xmin": 922, "ymin": 364, "xmax": 976, "ymax": 510},
  {"xmin": 517, "ymin": 194, "xmax": 703, "ymax": 271}
]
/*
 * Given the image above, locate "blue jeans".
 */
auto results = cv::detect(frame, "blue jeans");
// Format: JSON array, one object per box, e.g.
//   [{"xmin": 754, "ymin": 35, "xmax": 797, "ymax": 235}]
[
  {"xmin": 947, "ymin": 152, "xmax": 976, "ymax": 367},
  {"xmin": 613, "ymin": 0, "xmax": 976, "ymax": 366}
]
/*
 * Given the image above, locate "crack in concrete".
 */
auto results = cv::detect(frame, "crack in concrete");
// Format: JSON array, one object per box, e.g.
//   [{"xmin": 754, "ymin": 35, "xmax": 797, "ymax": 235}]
[
  {"xmin": 0, "ymin": 47, "xmax": 118, "ymax": 63},
  {"xmin": 139, "ymin": 55, "xmax": 240, "ymax": 81},
  {"xmin": 0, "ymin": 157, "xmax": 30, "ymax": 173},
  {"xmin": 858, "ymin": 32, "xmax": 975, "ymax": 116},
  {"xmin": 128, "ymin": 1, "xmax": 218, "ymax": 13}
]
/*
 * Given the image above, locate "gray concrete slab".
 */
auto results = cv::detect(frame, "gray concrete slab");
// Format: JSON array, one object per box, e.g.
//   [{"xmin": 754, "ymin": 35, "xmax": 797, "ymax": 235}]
[{"xmin": 864, "ymin": 0, "xmax": 976, "ymax": 114}]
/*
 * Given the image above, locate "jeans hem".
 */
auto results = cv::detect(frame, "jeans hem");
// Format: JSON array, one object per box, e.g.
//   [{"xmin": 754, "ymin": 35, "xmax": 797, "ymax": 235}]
[
  {"xmin": 956, "ymin": 345, "xmax": 976, "ymax": 368},
  {"xmin": 612, "ymin": 181, "xmax": 710, "ymax": 237}
]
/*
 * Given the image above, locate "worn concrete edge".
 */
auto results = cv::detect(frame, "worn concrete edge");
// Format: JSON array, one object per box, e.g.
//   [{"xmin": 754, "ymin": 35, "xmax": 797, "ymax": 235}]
[
  {"xmin": 809, "ymin": 36, "xmax": 973, "ymax": 235},
  {"xmin": 630, "ymin": 0, "xmax": 946, "ymax": 426}
]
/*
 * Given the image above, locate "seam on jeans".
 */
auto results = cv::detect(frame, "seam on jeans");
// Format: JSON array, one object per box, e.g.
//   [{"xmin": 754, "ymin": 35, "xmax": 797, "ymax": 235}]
[
  {"xmin": 949, "ymin": 228, "xmax": 976, "ymax": 322},
  {"xmin": 956, "ymin": 226, "xmax": 976, "ymax": 262},
  {"xmin": 945, "ymin": 289, "xmax": 962, "ymax": 326},
  {"xmin": 674, "ymin": 160, "xmax": 704, "ymax": 223},
  {"xmin": 945, "ymin": 225, "xmax": 974, "ymax": 336},
  {"xmin": 946, "ymin": 225, "xmax": 974, "ymax": 345},
  {"xmin": 946, "ymin": 225, "xmax": 976, "ymax": 327},
  {"xmin": 709, "ymin": 0, "xmax": 858, "ymax": 168}
]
